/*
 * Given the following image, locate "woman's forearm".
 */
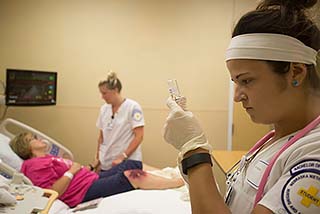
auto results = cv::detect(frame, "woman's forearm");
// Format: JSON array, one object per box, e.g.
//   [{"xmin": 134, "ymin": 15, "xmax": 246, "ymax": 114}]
[
  {"xmin": 52, "ymin": 162, "xmax": 81, "ymax": 196},
  {"xmin": 125, "ymin": 135, "xmax": 143, "ymax": 156},
  {"xmin": 188, "ymin": 162, "xmax": 231, "ymax": 214},
  {"xmin": 96, "ymin": 130, "xmax": 103, "ymax": 158},
  {"xmin": 51, "ymin": 174, "xmax": 73, "ymax": 196},
  {"xmin": 125, "ymin": 127, "xmax": 143, "ymax": 156}
]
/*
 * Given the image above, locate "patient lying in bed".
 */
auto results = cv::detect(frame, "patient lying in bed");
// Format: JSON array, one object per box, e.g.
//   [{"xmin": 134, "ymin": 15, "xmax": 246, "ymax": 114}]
[{"xmin": 9, "ymin": 132, "xmax": 184, "ymax": 208}]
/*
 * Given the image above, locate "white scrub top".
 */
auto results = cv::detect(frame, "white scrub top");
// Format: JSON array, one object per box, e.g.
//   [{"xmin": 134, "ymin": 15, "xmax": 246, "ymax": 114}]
[
  {"xmin": 96, "ymin": 98, "xmax": 145, "ymax": 170},
  {"xmin": 228, "ymin": 125, "xmax": 320, "ymax": 214}
]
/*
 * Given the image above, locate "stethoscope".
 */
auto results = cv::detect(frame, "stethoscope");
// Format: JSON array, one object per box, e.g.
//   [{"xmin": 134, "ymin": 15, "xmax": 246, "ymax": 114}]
[{"xmin": 225, "ymin": 115, "xmax": 320, "ymax": 207}]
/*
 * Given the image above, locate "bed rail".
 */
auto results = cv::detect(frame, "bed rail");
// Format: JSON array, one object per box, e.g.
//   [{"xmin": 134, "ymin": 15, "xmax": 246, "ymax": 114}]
[{"xmin": 0, "ymin": 118, "xmax": 73, "ymax": 160}]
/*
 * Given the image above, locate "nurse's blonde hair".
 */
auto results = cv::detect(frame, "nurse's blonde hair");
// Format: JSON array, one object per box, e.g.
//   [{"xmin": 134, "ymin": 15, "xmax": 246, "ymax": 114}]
[{"xmin": 98, "ymin": 71, "xmax": 122, "ymax": 92}]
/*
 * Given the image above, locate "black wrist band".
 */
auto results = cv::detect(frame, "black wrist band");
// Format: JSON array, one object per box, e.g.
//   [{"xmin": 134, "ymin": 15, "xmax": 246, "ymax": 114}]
[
  {"xmin": 181, "ymin": 153, "xmax": 213, "ymax": 175},
  {"xmin": 89, "ymin": 164, "xmax": 94, "ymax": 171}
]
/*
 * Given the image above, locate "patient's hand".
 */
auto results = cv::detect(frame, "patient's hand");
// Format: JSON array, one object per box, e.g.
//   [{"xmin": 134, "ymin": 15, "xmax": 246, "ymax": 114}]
[{"xmin": 69, "ymin": 162, "xmax": 81, "ymax": 175}]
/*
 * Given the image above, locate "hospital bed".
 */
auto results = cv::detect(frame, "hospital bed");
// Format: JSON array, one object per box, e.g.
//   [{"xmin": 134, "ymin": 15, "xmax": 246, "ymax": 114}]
[{"xmin": 0, "ymin": 118, "xmax": 191, "ymax": 214}]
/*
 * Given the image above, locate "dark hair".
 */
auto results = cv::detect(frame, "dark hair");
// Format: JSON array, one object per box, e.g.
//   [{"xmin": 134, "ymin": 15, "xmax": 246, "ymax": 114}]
[
  {"xmin": 232, "ymin": 0, "xmax": 320, "ymax": 91},
  {"xmin": 98, "ymin": 71, "xmax": 122, "ymax": 92}
]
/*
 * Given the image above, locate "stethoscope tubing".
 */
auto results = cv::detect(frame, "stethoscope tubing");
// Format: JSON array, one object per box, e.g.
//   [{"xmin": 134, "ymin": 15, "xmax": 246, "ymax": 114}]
[{"xmin": 224, "ymin": 115, "xmax": 320, "ymax": 207}]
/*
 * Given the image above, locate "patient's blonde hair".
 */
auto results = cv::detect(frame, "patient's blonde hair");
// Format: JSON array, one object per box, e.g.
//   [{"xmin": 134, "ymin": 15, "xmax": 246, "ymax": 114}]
[
  {"xmin": 10, "ymin": 132, "xmax": 33, "ymax": 160},
  {"xmin": 98, "ymin": 71, "xmax": 122, "ymax": 92}
]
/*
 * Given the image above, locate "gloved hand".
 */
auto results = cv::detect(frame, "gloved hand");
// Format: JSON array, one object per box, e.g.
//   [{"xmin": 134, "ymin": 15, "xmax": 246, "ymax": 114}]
[
  {"xmin": 163, "ymin": 97, "xmax": 212, "ymax": 159},
  {"xmin": 175, "ymin": 96, "xmax": 187, "ymax": 110},
  {"xmin": 164, "ymin": 97, "xmax": 212, "ymax": 184}
]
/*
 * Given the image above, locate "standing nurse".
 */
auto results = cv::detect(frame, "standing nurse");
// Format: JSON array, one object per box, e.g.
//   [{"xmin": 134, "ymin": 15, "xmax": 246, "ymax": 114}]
[
  {"xmin": 96, "ymin": 71, "xmax": 144, "ymax": 171},
  {"xmin": 164, "ymin": 0, "xmax": 320, "ymax": 213}
]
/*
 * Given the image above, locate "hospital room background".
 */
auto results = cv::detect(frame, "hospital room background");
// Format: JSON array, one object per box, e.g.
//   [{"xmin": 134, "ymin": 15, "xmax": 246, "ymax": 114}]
[{"xmin": 0, "ymin": 0, "xmax": 275, "ymax": 193}]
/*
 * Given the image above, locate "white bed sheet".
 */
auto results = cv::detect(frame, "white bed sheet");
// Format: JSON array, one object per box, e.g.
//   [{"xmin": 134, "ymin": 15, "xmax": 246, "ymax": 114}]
[
  {"xmin": 86, "ymin": 189, "xmax": 191, "ymax": 214},
  {"xmin": 50, "ymin": 188, "xmax": 191, "ymax": 214}
]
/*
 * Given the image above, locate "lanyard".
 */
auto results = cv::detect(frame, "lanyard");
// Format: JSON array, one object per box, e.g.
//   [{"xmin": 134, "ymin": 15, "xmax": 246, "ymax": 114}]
[
  {"xmin": 226, "ymin": 131, "xmax": 275, "ymax": 181},
  {"xmin": 226, "ymin": 131, "xmax": 275, "ymax": 177},
  {"xmin": 252, "ymin": 115, "xmax": 320, "ymax": 206}
]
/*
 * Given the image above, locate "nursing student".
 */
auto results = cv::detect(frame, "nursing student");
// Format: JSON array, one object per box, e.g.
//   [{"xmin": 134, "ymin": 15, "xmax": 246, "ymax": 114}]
[
  {"xmin": 95, "ymin": 71, "xmax": 144, "ymax": 171},
  {"xmin": 164, "ymin": 0, "xmax": 320, "ymax": 213}
]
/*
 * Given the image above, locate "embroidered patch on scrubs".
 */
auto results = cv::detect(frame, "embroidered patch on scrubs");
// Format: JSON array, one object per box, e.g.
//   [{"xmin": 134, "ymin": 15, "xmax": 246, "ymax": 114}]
[
  {"xmin": 290, "ymin": 159, "xmax": 320, "ymax": 175},
  {"xmin": 132, "ymin": 109, "xmax": 143, "ymax": 122},
  {"xmin": 281, "ymin": 160, "xmax": 320, "ymax": 213}
]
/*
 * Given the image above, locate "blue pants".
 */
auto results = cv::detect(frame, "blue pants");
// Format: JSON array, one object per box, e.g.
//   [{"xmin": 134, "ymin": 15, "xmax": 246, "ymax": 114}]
[{"xmin": 82, "ymin": 159, "xmax": 142, "ymax": 202}]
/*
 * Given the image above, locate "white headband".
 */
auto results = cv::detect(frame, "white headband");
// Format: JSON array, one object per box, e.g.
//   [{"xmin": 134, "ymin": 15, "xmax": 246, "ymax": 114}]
[{"xmin": 225, "ymin": 33, "xmax": 318, "ymax": 66}]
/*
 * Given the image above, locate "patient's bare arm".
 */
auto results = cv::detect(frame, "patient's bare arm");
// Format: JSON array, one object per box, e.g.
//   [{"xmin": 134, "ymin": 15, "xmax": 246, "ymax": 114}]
[
  {"xmin": 51, "ymin": 162, "xmax": 81, "ymax": 196},
  {"xmin": 124, "ymin": 169, "xmax": 184, "ymax": 190}
]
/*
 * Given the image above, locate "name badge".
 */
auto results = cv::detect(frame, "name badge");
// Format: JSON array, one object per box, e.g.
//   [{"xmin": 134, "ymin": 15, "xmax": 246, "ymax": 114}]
[{"xmin": 246, "ymin": 159, "xmax": 268, "ymax": 189}]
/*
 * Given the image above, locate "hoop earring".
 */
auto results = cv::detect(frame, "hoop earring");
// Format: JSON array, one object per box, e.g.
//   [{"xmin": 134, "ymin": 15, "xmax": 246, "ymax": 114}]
[{"xmin": 292, "ymin": 80, "xmax": 299, "ymax": 87}]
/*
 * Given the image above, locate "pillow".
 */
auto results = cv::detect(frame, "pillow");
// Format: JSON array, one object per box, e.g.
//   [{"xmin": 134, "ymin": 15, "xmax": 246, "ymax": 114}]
[{"xmin": 0, "ymin": 133, "xmax": 23, "ymax": 171}]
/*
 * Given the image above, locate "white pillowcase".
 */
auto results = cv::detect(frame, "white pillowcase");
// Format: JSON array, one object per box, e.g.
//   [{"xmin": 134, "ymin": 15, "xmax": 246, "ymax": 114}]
[{"xmin": 0, "ymin": 133, "xmax": 23, "ymax": 171}]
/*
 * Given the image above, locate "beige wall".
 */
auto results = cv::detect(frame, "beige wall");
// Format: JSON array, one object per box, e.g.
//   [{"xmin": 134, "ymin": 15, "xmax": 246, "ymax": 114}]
[{"xmin": 0, "ymin": 0, "xmax": 254, "ymax": 168}]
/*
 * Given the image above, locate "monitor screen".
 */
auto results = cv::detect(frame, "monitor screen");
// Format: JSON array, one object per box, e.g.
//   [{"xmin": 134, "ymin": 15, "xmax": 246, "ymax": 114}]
[{"xmin": 5, "ymin": 69, "xmax": 57, "ymax": 106}]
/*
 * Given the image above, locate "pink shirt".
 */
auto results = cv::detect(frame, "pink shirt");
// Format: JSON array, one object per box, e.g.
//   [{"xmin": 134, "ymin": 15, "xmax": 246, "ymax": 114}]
[{"xmin": 21, "ymin": 155, "xmax": 99, "ymax": 207}]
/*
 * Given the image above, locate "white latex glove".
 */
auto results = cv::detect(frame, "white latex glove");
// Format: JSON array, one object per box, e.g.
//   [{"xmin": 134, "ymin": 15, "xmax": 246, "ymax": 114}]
[
  {"xmin": 175, "ymin": 96, "xmax": 187, "ymax": 110},
  {"xmin": 163, "ymin": 97, "xmax": 212, "ymax": 159},
  {"xmin": 163, "ymin": 97, "xmax": 212, "ymax": 184}
]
